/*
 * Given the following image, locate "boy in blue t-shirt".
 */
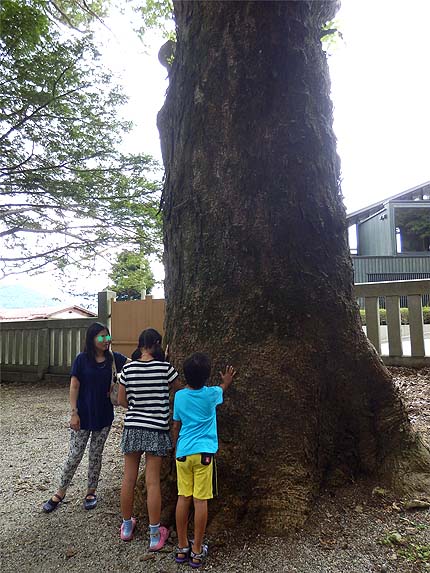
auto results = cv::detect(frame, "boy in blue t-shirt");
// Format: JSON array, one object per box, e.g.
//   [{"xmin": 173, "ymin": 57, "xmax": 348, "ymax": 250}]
[{"xmin": 172, "ymin": 352, "xmax": 236, "ymax": 568}]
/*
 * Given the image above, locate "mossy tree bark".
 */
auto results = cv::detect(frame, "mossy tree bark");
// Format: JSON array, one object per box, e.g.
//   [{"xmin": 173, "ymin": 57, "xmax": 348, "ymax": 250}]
[{"xmin": 156, "ymin": 0, "xmax": 430, "ymax": 532}]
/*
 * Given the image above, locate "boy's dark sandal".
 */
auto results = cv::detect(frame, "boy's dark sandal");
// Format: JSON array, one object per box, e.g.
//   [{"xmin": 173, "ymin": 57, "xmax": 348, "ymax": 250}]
[
  {"xmin": 42, "ymin": 494, "xmax": 64, "ymax": 513},
  {"xmin": 189, "ymin": 544, "xmax": 208, "ymax": 568},
  {"xmin": 175, "ymin": 545, "xmax": 191, "ymax": 563},
  {"xmin": 84, "ymin": 493, "xmax": 97, "ymax": 510}
]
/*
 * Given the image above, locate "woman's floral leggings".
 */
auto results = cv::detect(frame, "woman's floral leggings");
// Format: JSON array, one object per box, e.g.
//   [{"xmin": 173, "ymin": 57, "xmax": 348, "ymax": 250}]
[{"xmin": 59, "ymin": 426, "xmax": 110, "ymax": 491}]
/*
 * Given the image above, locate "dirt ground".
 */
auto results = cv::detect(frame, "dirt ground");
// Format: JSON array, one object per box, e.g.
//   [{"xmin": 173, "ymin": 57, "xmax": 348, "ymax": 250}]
[{"xmin": 0, "ymin": 366, "xmax": 429, "ymax": 573}]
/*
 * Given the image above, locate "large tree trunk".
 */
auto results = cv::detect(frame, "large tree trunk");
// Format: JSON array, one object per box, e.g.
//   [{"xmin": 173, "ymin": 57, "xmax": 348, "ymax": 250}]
[{"xmin": 157, "ymin": 0, "xmax": 430, "ymax": 532}]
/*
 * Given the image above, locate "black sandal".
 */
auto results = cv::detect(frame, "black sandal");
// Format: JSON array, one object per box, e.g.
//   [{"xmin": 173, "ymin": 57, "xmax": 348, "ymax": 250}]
[
  {"xmin": 42, "ymin": 494, "xmax": 64, "ymax": 513},
  {"xmin": 84, "ymin": 493, "xmax": 97, "ymax": 510}
]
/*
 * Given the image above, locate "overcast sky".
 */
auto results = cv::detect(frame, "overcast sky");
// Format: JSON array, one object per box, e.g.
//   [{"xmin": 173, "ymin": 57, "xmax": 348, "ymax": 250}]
[
  {"xmin": 330, "ymin": 0, "xmax": 430, "ymax": 213},
  {"xmin": 3, "ymin": 0, "xmax": 430, "ymax": 301},
  {"xmin": 101, "ymin": 0, "xmax": 430, "ymax": 215}
]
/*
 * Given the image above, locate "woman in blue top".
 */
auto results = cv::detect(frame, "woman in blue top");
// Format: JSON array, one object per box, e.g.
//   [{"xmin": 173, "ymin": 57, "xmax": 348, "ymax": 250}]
[{"xmin": 42, "ymin": 322, "xmax": 127, "ymax": 513}]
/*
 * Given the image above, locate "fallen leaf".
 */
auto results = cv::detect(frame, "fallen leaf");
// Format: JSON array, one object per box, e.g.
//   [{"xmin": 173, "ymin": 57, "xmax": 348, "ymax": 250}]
[{"xmin": 65, "ymin": 547, "xmax": 77, "ymax": 559}]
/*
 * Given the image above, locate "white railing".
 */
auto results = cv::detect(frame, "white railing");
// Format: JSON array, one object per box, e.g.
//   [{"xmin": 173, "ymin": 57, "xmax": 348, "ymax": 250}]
[{"xmin": 354, "ymin": 279, "xmax": 430, "ymax": 367}]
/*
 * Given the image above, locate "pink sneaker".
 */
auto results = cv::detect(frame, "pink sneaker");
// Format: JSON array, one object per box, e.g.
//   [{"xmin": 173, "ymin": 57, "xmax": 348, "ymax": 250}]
[
  {"xmin": 148, "ymin": 525, "xmax": 169, "ymax": 551},
  {"xmin": 120, "ymin": 517, "xmax": 136, "ymax": 541}
]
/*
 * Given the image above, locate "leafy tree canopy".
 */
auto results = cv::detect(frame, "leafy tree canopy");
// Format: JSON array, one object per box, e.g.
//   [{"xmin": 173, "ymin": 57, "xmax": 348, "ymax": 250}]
[
  {"xmin": 0, "ymin": 0, "xmax": 162, "ymax": 280},
  {"xmin": 395, "ymin": 207, "xmax": 430, "ymax": 252},
  {"xmin": 108, "ymin": 249, "xmax": 156, "ymax": 300},
  {"xmin": 132, "ymin": 0, "xmax": 174, "ymax": 40},
  {"xmin": 396, "ymin": 208, "xmax": 430, "ymax": 238}
]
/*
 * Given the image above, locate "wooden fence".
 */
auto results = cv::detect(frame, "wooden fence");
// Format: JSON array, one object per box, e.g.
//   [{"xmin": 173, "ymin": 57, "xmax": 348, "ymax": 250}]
[
  {"xmin": 0, "ymin": 318, "xmax": 92, "ymax": 380},
  {"xmin": 0, "ymin": 292, "xmax": 166, "ymax": 382},
  {"xmin": 2, "ymin": 281, "xmax": 429, "ymax": 383},
  {"xmin": 110, "ymin": 295, "xmax": 165, "ymax": 357},
  {"xmin": 0, "ymin": 291, "xmax": 113, "ymax": 382}
]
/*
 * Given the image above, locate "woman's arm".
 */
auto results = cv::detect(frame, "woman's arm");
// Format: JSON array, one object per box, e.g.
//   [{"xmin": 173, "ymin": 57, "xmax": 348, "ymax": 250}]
[
  {"xmin": 69, "ymin": 376, "xmax": 80, "ymax": 431},
  {"xmin": 118, "ymin": 383, "xmax": 128, "ymax": 409}
]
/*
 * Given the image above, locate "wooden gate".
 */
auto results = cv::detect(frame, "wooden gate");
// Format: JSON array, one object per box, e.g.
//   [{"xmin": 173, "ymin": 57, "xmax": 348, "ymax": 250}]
[{"xmin": 110, "ymin": 296, "xmax": 165, "ymax": 358}]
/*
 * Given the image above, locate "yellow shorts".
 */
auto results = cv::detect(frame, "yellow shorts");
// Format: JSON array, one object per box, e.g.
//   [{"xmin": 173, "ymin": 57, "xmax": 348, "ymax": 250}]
[{"xmin": 176, "ymin": 454, "xmax": 217, "ymax": 500}]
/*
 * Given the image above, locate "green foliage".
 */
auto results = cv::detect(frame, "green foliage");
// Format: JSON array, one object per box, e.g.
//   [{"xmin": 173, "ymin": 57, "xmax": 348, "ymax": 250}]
[
  {"xmin": 320, "ymin": 18, "xmax": 343, "ymax": 54},
  {"xmin": 137, "ymin": 0, "xmax": 172, "ymax": 28},
  {"xmin": 398, "ymin": 543, "xmax": 429, "ymax": 563},
  {"xmin": 380, "ymin": 528, "xmax": 429, "ymax": 564},
  {"xmin": 396, "ymin": 209, "xmax": 430, "ymax": 239},
  {"xmin": 395, "ymin": 207, "xmax": 430, "ymax": 252},
  {"xmin": 0, "ymin": 0, "xmax": 106, "ymax": 44},
  {"xmin": 380, "ymin": 531, "xmax": 407, "ymax": 546},
  {"xmin": 360, "ymin": 307, "xmax": 430, "ymax": 325},
  {"xmin": 108, "ymin": 249, "xmax": 156, "ymax": 300},
  {"xmin": 0, "ymin": 1, "xmax": 49, "ymax": 51},
  {"xmin": 45, "ymin": 0, "xmax": 107, "ymax": 29},
  {"xmin": 0, "ymin": 0, "xmax": 162, "ymax": 279},
  {"xmin": 131, "ymin": 0, "xmax": 174, "ymax": 40}
]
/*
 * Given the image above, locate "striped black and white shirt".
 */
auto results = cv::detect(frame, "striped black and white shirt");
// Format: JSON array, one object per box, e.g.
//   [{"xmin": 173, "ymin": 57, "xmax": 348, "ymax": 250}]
[{"xmin": 119, "ymin": 360, "xmax": 179, "ymax": 431}]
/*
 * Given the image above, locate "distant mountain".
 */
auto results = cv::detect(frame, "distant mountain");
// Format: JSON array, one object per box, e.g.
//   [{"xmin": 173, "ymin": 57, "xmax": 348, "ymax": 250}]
[{"xmin": 0, "ymin": 284, "xmax": 65, "ymax": 309}]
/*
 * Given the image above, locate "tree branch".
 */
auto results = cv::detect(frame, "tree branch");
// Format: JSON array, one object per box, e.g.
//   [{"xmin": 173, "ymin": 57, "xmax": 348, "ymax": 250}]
[
  {"xmin": 0, "ymin": 227, "xmax": 90, "ymax": 241},
  {"xmin": 0, "ymin": 85, "xmax": 89, "ymax": 143},
  {"xmin": 0, "ymin": 239, "xmax": 94, "ymax": 262},
  {"xmin": 47, "ymin": 0, "xmax": 85, "ymax": 33},
  {"xmin": 1, "ymin": 142, "xmax": 36, "ymax": 173},
  {"xmin": 0, "ymin": 152, "xmax": 112, "ymax": 175}
]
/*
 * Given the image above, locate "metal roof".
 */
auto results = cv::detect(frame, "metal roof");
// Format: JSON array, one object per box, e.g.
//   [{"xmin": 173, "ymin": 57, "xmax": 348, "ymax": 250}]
[{"xmin": 346, "ymin": 180, "xmax": 430, "ymax": 225}]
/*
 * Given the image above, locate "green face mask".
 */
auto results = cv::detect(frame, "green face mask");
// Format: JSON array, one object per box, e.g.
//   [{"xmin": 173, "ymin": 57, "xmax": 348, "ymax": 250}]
[{"xmin": 96, "ymin": 335, "xmax": 112, "ymax": 342}]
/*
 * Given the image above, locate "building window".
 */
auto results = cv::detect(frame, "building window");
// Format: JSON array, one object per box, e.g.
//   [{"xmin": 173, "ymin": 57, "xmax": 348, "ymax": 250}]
[{"xmin": 394, "ymin": 206, "xmax": 430, "ymax": 253}]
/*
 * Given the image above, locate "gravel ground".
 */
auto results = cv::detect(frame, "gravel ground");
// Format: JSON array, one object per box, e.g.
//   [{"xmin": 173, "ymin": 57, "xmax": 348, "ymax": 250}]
[{"xmin": 0, "ymin": 367, "xmax": 429, "ymax": 573}]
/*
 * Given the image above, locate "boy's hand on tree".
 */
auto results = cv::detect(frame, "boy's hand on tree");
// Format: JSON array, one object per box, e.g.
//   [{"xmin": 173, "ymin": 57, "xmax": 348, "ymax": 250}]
[{"xmin": 219, "ymin": 365, "xmax": 237, "ymax": 391}]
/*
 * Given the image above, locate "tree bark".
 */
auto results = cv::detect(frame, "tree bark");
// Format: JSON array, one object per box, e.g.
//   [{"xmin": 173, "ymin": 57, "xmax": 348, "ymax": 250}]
[{"xmin": 157, "ymin": 0, "xmax": 430, "ymax": 532}]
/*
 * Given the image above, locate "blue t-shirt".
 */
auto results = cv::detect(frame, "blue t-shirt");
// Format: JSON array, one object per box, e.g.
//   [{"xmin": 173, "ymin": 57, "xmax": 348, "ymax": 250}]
[
  {"xmin": 173, "ymin": 386, "xmax": 223, "ymax": 457},
  {"xmin": 71, "ymin": 351, "xmax": 128, "ymax": 431}
]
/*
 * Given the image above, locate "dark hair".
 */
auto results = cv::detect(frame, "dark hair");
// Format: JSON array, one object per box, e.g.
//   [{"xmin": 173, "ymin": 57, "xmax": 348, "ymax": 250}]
[
  {"xmin": 183, "ymin": 352, "xmax": 211, "ymax": 389},
  {"xmin": 84, "ymin": 322, "xmax": 111, "ymax": 363},
  {"xmin": 131, "ymin": 328, "xmax": 164, "ymax": 361}
]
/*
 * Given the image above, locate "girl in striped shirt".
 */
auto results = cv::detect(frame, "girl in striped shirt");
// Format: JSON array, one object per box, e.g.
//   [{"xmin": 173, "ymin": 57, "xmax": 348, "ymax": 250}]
[{"xmin": 118, "ymin": 328, "xmax": 179, "ymax": 549}]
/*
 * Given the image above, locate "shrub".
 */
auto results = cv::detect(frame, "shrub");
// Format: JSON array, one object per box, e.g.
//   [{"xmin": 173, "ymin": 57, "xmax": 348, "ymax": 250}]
[{"xmin": 360, "ymin": 307, "xmax": 430, "ymax": 326}]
